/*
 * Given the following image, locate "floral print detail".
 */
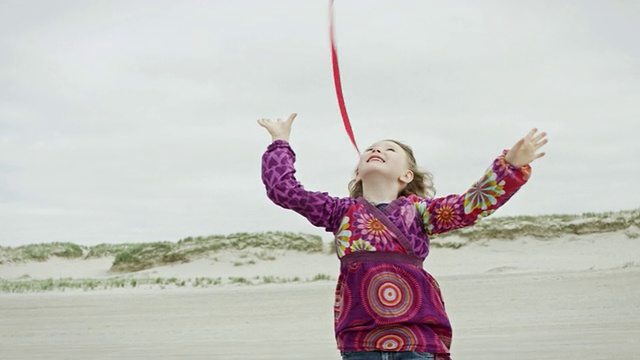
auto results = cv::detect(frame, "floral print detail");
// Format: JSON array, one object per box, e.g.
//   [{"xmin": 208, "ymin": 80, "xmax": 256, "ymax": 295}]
[
  {"xmin": 493, "ymin": 154, "xmax": 513, "ymax": 178},
  {"xmin": 432, "ymin": 197, "xmax": 463, "ymax": 231},
  {"xmin": 463, "ymin": 169, "xmax": 506, "ymax": 214},
  {"xmin": 351, "ymin": 239, "xmax": 376, "ymax": 252},
  {"xmin": 414, "ymin": 201, "xmax": 434, "ymax": 234},
  {"xmin": 335, "ymin": 217, "xmax": 352, "ymax": 257},
  {"xmin": 353, "ymin": 210, "xmax": 395, "ymax": 249}
]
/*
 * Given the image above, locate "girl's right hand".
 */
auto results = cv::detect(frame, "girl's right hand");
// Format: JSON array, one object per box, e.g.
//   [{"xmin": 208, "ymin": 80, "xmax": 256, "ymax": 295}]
[
  {"xmin": 504, "ymin": 128, "xmax": 547, "ymax": 167},
  {"xmin": 257, "ymin": 113, "xmax": 297, "ymax": 142}
]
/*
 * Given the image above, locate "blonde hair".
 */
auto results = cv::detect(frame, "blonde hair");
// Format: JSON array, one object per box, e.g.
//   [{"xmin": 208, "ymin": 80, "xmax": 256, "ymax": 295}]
[{"xmin": 348, "ymin": 139, "xmax": 436, "ymax": 199}]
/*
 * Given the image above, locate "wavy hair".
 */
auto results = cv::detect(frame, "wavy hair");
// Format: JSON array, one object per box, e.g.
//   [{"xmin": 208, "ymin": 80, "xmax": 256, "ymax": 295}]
[{"xmin": 348, "ymin": 139, "xmax": 435, "ymax": 199}]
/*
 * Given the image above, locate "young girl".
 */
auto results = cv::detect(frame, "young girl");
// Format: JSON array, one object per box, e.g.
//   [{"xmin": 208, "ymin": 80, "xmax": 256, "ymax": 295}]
[{"xmin": 258, "ymin": 113, "xmax": 547, "ymax": 360}]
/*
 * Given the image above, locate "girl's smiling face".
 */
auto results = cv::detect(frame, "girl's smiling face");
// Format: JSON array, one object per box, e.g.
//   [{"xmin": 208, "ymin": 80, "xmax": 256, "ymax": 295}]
[
  {"xmin": 356, "ymin": 140, "xmax": 413, "ymax": 183},
  {"xmin": 348, "ymin": 139, "xmax": 433, "ymax": 199}
]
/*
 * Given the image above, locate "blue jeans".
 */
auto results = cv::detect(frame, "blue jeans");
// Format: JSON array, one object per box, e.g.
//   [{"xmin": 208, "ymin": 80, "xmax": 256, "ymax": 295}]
[{"xmin": 341, "ymin": 351, "xmax": 435, "ymax": 360}]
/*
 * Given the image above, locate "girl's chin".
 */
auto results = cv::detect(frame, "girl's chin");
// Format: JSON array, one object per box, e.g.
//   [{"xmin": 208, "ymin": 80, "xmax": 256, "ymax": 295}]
[{"xmin": 358, "ymin": 170, "xmax": 398, "ymax": 180}]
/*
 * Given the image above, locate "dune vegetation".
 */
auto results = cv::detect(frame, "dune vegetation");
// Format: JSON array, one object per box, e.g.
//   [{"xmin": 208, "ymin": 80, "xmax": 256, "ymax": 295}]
[
  {"xmin": 1, "ymin": 209, "xmax": 638, "ymax": 293},
  {"xmin": 0, "ymin": 231, "xmax": 323, "ymax": 271},
  {"xmin": 1, "ymin": 209, "xmax": 638, "ymax": 266},
  {"xmin": 430, "ymin": 207, "xmax": 640, "ymax": 248}
]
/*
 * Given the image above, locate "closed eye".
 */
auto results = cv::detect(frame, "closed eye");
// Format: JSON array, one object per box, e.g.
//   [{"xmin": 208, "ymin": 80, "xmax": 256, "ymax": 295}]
[{"xmin": 387, "ymin": 148, "xmax": 396, "ymax": 152}]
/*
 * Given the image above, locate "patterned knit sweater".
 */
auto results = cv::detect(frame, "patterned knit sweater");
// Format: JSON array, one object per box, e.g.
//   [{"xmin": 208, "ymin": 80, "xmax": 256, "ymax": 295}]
[{"xmin": 261, "ymin": 140, "xmax": 531, "ymax": 357}]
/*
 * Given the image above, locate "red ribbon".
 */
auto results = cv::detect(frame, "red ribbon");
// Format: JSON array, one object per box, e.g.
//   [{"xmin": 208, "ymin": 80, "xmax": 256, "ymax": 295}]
[{"xmin": 329, "ymin": 0, "xmax": 360, "ymax": 154}]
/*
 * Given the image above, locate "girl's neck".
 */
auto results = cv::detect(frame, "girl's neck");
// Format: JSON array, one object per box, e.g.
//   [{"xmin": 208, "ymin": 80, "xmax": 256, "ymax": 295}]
[{"xmin": 361, "ymin": 180, "xmax": 401, "ymax": 205}]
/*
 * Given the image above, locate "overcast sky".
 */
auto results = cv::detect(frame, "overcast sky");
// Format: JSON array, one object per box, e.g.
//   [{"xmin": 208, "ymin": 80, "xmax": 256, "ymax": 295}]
[{"xmin": 1, "ymin": 0, "xmax": 638, "ymax": 247}]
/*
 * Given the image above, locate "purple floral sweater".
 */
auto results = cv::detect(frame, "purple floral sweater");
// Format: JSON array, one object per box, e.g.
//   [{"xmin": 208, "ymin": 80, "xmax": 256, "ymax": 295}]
[{"xmin": 261, "ymin": 140, "xmax": 531, "ymax": 357}]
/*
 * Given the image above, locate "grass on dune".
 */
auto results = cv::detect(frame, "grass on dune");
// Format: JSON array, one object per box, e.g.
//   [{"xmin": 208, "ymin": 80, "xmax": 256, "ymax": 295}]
[
  {"xmin": 429, "ymin": 208, "xmax": 640, "ymax": 248},
  {"xmin": 0, "ymin": 232, "xmax": 324, "ymax": 273},
  {"xmin": 0, "ymin": 208, "xmax": 638, "ymax": 270},
  {"xmin": 1, "ymin": 208, "xmax": 638, "ymax": 293}
]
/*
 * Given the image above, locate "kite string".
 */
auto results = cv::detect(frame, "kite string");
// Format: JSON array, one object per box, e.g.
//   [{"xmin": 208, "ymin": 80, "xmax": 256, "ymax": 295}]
[{"xmin": 329, "ymin": 0, "xmax": 360, "ymax": 154}]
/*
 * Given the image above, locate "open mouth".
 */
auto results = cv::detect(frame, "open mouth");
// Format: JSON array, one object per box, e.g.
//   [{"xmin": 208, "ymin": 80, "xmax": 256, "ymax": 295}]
[{"xmin": 367, "ymin": 155, "xmax": 384, "ymax": 163}]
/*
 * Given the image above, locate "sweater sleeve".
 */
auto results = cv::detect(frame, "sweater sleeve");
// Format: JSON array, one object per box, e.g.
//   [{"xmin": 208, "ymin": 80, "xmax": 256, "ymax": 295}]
[
  {"xmin": 414, "ymin": 150, "xmax": 532, "ymax": 235},
  {"xmin": 261, "ymin": 140, "xmax": 352, "ymax": 233}
]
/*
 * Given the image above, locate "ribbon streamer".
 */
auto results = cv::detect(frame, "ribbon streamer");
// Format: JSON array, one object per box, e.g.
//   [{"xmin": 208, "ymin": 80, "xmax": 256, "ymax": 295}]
[{"xmin": 329, "ymin": 0, "xmax": 360, "ymax": 154}]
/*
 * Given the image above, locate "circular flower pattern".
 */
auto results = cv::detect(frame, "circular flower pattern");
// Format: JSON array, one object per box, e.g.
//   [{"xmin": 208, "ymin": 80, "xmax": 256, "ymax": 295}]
[
  {"xmin": 361, "ymin": 267, "xmax": 422, "ymax": 323},
  {"xmin": 463, "ymin": 169, "xmax": 505, "ymax": 214},
  {"xmin": 361, "ymin": 326, "xmax": 421, "ymax": 351},
  {"xmin": 432, "ymin": 196, "xmax": 463, "ymax": 231},
  {"xmin": 353, "ymin": 210, "xmax": 395, "ymax": 250}
]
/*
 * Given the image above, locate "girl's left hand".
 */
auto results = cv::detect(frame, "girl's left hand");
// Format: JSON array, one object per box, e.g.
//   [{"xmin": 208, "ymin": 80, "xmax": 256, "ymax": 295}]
[
  {"xmin": 505, "ymin": 128, "xmax": 548, "ymax": 167},
  {"xmin": 257, "ymin": 113, "xmax": 297, "ymax": 142}
]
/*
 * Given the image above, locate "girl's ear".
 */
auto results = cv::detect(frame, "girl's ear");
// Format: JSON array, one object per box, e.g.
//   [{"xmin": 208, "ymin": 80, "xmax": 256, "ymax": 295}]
[
  {"xmin": 354, "ymin": 170, "xmax": 361, "ymax": 182},
  {"xmin": 399, "ymin": 170, "xmax": 414, "ymax": 184}
]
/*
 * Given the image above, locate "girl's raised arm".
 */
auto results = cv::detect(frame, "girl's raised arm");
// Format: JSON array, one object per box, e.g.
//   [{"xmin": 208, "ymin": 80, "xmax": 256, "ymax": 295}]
[
  {"xmin": 259, "ymin": 113, "xmax": 352, "ymax": 233},
  {"xmin": 415, "ymin": 129, "xmax": 548, "ymax": 235}
]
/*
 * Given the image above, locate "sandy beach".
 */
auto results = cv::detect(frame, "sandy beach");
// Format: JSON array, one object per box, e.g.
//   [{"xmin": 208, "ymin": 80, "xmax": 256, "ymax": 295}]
[{"xmin": 1, "ymin": 231, "xmax": 639, "ymax": 359}]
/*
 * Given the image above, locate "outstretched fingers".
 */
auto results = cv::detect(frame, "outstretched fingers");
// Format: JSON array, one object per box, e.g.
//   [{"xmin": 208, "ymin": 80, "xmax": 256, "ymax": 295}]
[
  {"xmin": 525, "ymin": 128, "xmax": 538, "ymax": 141},
  {"xmin": 528, "ymin": 129, "xmax": 548, "ymax": 160},
  {"xmin": 257, "ymin": 118, "xmax": 271, "ymax": 128},
  {"xmin": 532, "ymin": 130, "xmax": 548, "ymax": 151},
  {"xmin": 257, "ymin": 113, "xmax": 297, "ymax": 128},
  {"xmin": 286, "ymin": 113, "xmax": 297, "ymax": 125},
  {"xmin": 523, "ymin": 128, "xmax": 548, "ymax": 151},
  {"xmin": 532, "ymin": 130, "xmax": 547, "ymax": 142},
  {"xmin": 534, "ymin": 138, "xmax": 548, "ymax": 150},
  {"xmin": 257, "ymin": 113, "xmax": 298, "ymax": 142},
  {"xmin": 506, "ymin": 128, "xmax": 549, "ymax": 166}
]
